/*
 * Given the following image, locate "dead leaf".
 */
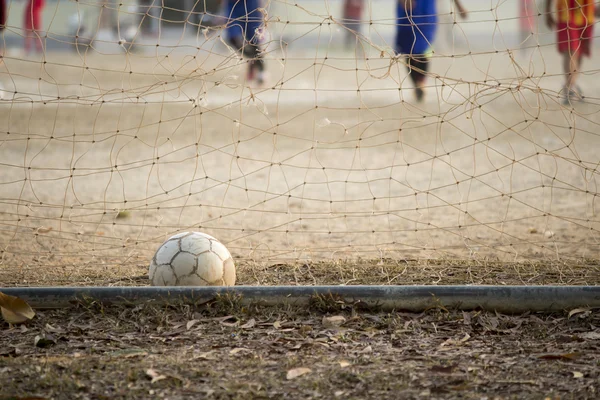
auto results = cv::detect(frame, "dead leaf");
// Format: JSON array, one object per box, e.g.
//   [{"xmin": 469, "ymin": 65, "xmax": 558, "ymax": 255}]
[
  {"xmin": 109, "ymin": 349, "xmax": 148, "ymax": 358},
  {"xmin": 0, "ymin": 292, "xmax": 35, "ymax": 324},
  {"xmin": 322, "ymin": 315, "xmax": 346, "ymax": 328},
  {"xmin": 339, "ymin": 360, "xmax": 351, "ymax": 368},
  {"xmin": 241, "ymin": 318, "xmax": 256, "ymax": 329},
  {"xmin": 360, "ymin": 345, "xmax": 373, "ymax": 354},
  {"xmin": 146, "ymin": 368, "xmax": 166, "ymax": 383},
  {"xmin": 568, "ymin": 308, "xmax": 591, "ymax": 318},
  {"xmin": 578, "ymin": 331, "xmax": 600, "ymax": 340},
  {"xmin": 34, "ymin": 334, "xmax": 56, "ymax": 348},
  {"xmin": 194, "ymin": 351, "xmax": 217, "ymax": 360},
  {"xmin": 286, "ymin": 367, "xmax": 311, "ymax": 380},
  {"xmin": 186, "ymin": 320, "xmax": 199, "ymax": 330},
  {"xmin": 538, "ymin": 352, "xmax": 581, "ymax": 361},
  {"xmin": 273, "ymin": 320, "xmax": 282, "ymax": 329},
  {"xmin": 116, "ymin": 211, "xmax": 131, "ymax": 219},
  {"xmin": 229, "ymin": 347, "xmax": 250, "ymax": 355},
  {"xmin": 572, "ymin": 371, "xmax": 584, "ymax": 379},
  {"xmin": 45, "ymin": 324, "xmax": 65, "ymax": 334}
]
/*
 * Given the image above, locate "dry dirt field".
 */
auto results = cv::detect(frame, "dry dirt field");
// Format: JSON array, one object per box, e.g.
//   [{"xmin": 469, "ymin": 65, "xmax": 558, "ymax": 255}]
[
  {"xmin": 1, "ymin": 30, "xmax": 600, "ymax": 399},
  {"xmin": 1, "ymin": 43, "xmax": 600, "ymax": 269}
]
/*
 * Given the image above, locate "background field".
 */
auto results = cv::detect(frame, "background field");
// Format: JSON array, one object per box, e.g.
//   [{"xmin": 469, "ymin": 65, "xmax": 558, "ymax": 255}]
[{"xmin": 1, "ymin": 1, "xmax": 600, "ymax": 282}]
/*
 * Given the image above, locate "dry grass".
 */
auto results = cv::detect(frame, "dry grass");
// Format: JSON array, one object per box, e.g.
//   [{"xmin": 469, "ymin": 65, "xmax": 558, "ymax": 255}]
[{"xmin": 1, "ymin": 258, "xmax": 599, "ymax": 287}]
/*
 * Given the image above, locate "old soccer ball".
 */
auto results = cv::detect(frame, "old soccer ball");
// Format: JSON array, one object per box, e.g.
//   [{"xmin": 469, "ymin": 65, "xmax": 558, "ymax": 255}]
[{"xmin": 149, "ymin": 232, "xmax": 236, "ymax": 286}]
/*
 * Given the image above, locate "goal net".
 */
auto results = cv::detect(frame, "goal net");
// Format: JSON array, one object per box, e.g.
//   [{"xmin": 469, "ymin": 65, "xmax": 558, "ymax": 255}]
[{"xmin": 0, "ymin": 0, "xmax": 599, "ymax": 285}]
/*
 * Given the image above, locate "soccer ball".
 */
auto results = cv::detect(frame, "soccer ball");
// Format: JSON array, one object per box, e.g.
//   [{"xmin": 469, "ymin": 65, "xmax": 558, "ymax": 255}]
[{"xmin": 149, "ymin": 232, "xmax": 236, "ymax": 286}]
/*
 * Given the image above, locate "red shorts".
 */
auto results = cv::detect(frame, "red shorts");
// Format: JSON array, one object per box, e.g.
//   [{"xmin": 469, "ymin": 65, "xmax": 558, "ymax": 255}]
[{"xmin": 557, "ymin": 22, "xmax": 593, "ymax": 57}]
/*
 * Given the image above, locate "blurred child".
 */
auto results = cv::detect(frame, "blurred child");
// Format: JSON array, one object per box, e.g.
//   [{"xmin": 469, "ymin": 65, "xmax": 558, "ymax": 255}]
[
  {"xmin": 395, "ymin": 0, "xmax": 467, "ymax": 102},
  {"xmin": 342, "ymin": 0, "xmax": 364, "ymax": 50},
  {"xmin": 24, "ymin": 0, "xmax": 45, "ymax": 54},
  {"xmin": 519, "ymin": 0, "xmax": 537, "ymax": 50},
  {"xmin": 222, "ymin": 0, "xmax": 266, "ymax": 85},
  {"xmin": 0, "ymin": 0, "xmax": 6, "ymax": 61},
  {"xmin": 545, "ymin": 0, "xmax": 597, "ymax": 103}
]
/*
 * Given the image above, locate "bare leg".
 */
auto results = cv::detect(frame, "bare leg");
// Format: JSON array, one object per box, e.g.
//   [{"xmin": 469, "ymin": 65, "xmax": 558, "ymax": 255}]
[{"xmin": 564, "ymin": 52, "xmax": 581, "ymax": 90}]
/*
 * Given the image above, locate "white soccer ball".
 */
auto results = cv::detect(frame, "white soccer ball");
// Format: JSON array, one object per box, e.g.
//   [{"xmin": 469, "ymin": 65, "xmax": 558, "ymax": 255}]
[{"xmin": 149, "ymin": 232, "xmax": 236, "ymax": 286}]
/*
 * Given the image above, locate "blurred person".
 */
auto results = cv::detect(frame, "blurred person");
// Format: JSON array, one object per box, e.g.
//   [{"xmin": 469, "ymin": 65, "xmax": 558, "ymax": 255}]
[
  {"xmin": 519, "ymin": 0, "xmax": 537, "ymax": 50},
  {"xmin": 395, "ymin": 0, "xmax": 467, "ymax": 102},
  {"xmin": 342, "ymin": 0, "xmax": 364, "ymax": 50},
  {"xmin": 219, "ymin": 0, "xmax": 266, "ymax": 85},
  {"xmin": 24, "ymin": 0, "xmax": 45, "ymax": 54},
  {"xmin": 545, "ymin": 0, "xmax": 598, "ymax": 103},
  {"xmin": 0, "ymin": 0, "xmax": 6, "ymax": 61}
]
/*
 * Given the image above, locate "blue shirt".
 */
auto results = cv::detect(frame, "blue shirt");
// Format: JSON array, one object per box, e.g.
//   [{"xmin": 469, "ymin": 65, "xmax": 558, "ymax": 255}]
[{"xmin": 225, "ymin": 0, "xmax": 263, "ymax": 43}]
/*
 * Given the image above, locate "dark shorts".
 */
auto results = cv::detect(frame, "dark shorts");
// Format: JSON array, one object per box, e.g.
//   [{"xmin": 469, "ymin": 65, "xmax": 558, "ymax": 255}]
[{"xmin": 557, "ymin": 22, "xmax": 593, "ymax": 57}]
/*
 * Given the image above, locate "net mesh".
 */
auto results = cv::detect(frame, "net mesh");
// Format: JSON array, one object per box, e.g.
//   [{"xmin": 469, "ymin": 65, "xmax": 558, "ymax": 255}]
[{"xmin": 0, "ymin": 0, "xmax": 599, "ymax": 284}]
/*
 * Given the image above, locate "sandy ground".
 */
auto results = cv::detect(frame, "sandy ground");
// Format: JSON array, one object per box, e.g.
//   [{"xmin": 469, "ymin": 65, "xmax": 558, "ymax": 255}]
[{"xmin": 0, "ymin": 36, "xmax": 600, "ymax": 279}]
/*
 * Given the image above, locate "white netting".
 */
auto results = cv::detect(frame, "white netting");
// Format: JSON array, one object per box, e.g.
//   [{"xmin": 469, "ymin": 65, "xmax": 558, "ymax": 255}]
[{"xmin": 0, "ymin": 0, "xmax": 599, "ymax": 275}]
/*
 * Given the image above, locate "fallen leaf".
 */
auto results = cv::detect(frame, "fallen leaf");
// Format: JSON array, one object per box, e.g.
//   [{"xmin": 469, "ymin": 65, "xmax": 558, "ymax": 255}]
[
  {"xmin": 322, "ymin": 315, "xmax": 346, "ymax": 328},
  {"xmin": 45, "ymin": 324, "xmax": 65, "ymax": 334},
  {"xmin": 229, "ymin": 347, "xmax": 250, "ymax": 355},
  {"xmin": 538, "ymin": 352, "xmax": 581, "ymax": 361},
  {"xmin": 273, "ymin": 320, "xmax": 282, "ymax": 329},
  {"xmin": 286, "ymin": 367, "xmax": 311, "ymax": 380},
  {"xmin": 572, "ymin": 371, "xmax": 584, "ymax": 379},
  {"xmin": 568, "ymin": 308, "xmax": 591, "ymax": 318},
  {"xmin": 360, "ymin": 345, "xmax": 373, "ymax": 354},
  {"xmin": 109, "ymin": 348, "xmax": 148, "ymax": 358},
  {"xmin": 34, "ymin": 334, "xmax": 56, "ymax": 348},
  {"xmin": 339, "ymin": 360, "xmax": 351, "ymax": 368},
  {"xmin": 194, "ymin": 351, "xmax": 217, "ymax": 360},
  {"xmin": 0, "ymin": 292, "xmax": 35, "ymax": 324},
  {"xmin": 578, "ymin": 331, "xmax": 600, "ymax": 340},
  {"xmin": 146, "ymin": 368, "xmax": 166, "ymax": 383},
  {"xmin": 335, "ymin": 391, "xmax": 345, "ymax": 397},
  {"xmin": 186, "ymin": 320, "xmax": 199, "ymax": 330},
  {"xmin": 116, "ymin": 211, "xmax": 131, "ymax": 219},
  {"xmin": 241, "ymin": 318, "xmax": 256, "ymax": 329}
]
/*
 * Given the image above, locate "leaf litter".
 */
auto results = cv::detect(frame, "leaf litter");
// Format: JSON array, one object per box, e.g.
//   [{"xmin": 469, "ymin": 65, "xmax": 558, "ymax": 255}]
[{"xmin": 1, "ymin": 301, "xmax": 600, "ymax": 398}]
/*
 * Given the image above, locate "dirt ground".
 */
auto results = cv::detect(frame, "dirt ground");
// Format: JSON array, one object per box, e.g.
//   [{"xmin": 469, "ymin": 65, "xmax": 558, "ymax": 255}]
[
  {"xmin": 1, "ymin": 297, "xmax": 600, "ymax": 400},
  {"xmin": 1, "ymin": 42, "xmax": 600, "ymax": 267},
  {"xmin": 2, "ymin": 18, "xmax": 600, "ymax": 400}
]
